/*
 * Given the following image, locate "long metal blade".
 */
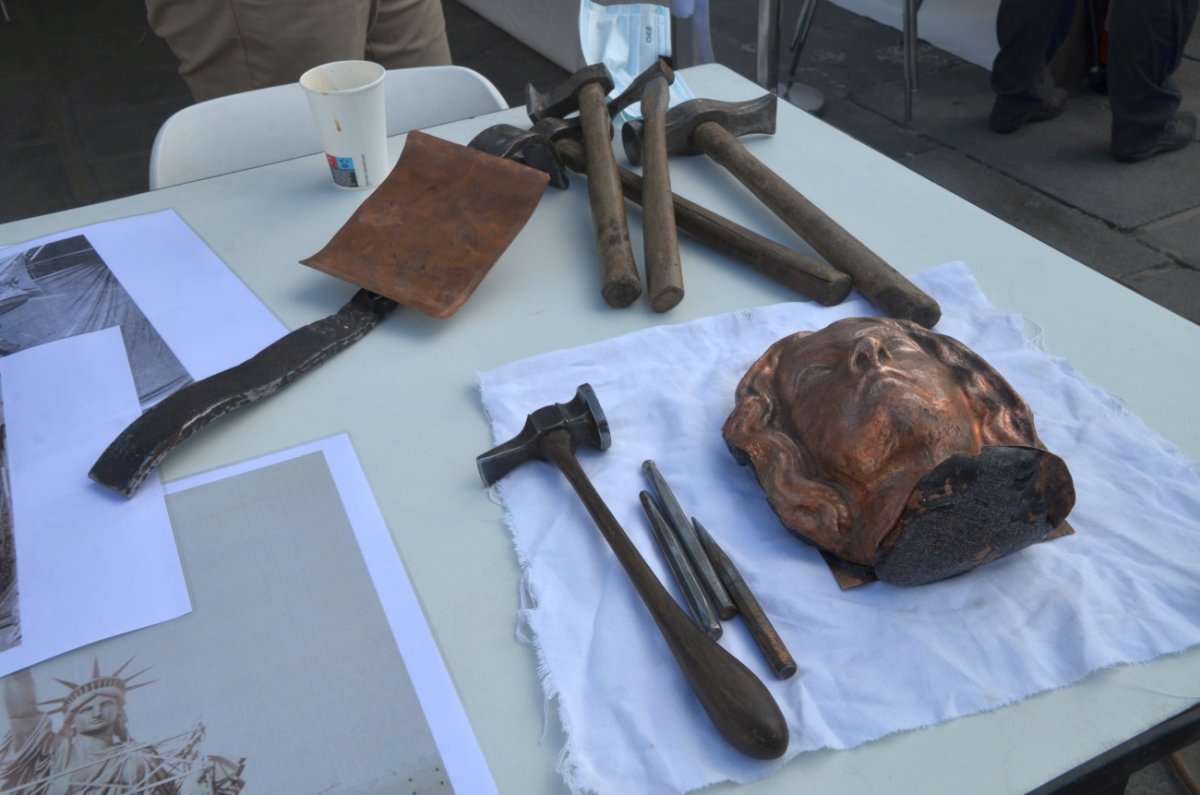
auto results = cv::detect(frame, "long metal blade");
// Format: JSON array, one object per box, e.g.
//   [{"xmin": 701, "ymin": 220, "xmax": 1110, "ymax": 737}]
[
  {"xmin": 89, "ymin": 290, "xmax": 396, "ymax": 497},
  {"xmin": 90, "ymin": 131, "xmax": 548, "ymax": 497}
]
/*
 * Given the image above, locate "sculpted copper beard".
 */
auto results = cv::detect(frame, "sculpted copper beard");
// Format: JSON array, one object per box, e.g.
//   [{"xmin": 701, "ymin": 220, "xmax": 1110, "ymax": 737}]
[{"xmin": 724, "ymin": 317, "xmax": 1075, "ymax": 586}]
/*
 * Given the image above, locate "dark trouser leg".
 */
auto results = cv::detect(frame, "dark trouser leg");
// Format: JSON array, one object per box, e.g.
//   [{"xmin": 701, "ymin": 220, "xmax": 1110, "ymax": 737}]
[
  {"xmin": 1108, "ymin": 0, "xmax": 1199, "ymax": 150},
  {"xmin": 991, "ymin": 0, "xmax": 1078, "ymax": 100}
]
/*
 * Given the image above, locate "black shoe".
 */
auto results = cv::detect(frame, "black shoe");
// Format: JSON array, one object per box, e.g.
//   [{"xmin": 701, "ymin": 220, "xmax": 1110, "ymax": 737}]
[
  {"xmin": 988, "ymin": 89, "xmax": 1068, "ymax": 133},
  {"xmin": 1112, "ymin": 112, "xmax": 1197, "ymax": 163}
]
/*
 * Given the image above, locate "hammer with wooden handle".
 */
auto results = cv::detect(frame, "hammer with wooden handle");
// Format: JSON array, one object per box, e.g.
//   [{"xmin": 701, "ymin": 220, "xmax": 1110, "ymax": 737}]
[
  {"xmin": 622, "ymin": 59, "xmax": 684, "ymax": 312},
  {"xmin": 623, "ymin": 94, "xmax": 941, "ymax": 328},
  {"xmin": 546, "ymin": 131, "xmax": 851, "ymax": 307},
  {"xmin": 527, "ymin": 65, "xmax": 641, "ymax": 308},
  {"xmin": 477, "ymin": 384, "xmax": 788, "ymax": 760}
]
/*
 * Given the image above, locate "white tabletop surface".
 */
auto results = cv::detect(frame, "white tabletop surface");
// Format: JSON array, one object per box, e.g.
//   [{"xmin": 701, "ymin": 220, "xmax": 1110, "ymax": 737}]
[{"xmin": 3, "ymin": 63, "xmax": 1197, "ymax": 794}]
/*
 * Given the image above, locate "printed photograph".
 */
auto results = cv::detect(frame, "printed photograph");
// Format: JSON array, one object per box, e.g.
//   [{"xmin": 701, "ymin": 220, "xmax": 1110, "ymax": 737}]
[
  {"xmin": 0, "ymin": 450, "xmax": 457, "ymax": 793},
  {"xmin": 0, "ymin": 235, "xmax": 191, "ymax": 406},
  {"xmin": 0, "ymin": 234, "xmax": 193, "ymax": 659}
]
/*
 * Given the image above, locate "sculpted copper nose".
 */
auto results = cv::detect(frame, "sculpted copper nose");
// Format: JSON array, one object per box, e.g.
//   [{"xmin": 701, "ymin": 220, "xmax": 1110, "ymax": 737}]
[{"xmin": 848, "ymin": 334, "xmax": 887, "ymax": 373}]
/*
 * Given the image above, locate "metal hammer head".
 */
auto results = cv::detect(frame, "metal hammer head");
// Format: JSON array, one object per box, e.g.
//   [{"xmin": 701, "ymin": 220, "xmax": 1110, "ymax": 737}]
[
  {"xmin": 530, "ymin": 116, "xmax": 585, "ymax": 143},
  {"xmin": 477, "ymin": 383, "xmax": 611, "ymax": 486},
  {"xmin": 467, "ymin": 123, "xmax": 570, "ymax": 189},
  {"xmin": 526, "ymin": 63, "xmax": 615, "ymax": 123},
  {"xmin": 606, "ymin": 57, "xmax": 675, "ymax": 119},
  {"xmin": 623, "ymin": 94, "xmax": 778, "ymax": 165}
]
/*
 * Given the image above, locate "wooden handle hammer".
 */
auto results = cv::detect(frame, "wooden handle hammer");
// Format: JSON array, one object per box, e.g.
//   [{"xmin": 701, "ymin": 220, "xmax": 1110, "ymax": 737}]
[
  {"xmin": 527, "ymin": 65, "xmax": 642, "ymax": 308},
  {"xmin": 553, "ymin": 135, "xmax": 851, "ymax": 306},
  {"xmin": 624, "ymin": 94, "xmax": 941, "ymax": 327}
]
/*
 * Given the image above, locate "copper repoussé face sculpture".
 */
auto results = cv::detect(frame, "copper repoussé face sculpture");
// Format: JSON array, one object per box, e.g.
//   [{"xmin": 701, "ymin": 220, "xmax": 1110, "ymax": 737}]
[{"xmin": 723, "ymin": 317, "xmax": 1075, "ymax": 587}]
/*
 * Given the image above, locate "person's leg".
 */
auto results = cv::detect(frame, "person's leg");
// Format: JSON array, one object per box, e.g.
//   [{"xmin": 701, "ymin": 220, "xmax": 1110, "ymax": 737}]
[
  {"xmin": 146, "ymin": 0, "xmax": 374, "ymax": 102},
  {"xmin": 364, "ymin": 0, "xmax": 452, "ymax": 69},
  {"xmin": 146, "ymin": 0, "xmax": 250, "ymax": 101},
  {"xmin": 1108, "ymin": 0, "xmax": 1198, "ymax": 160},
  {"xmin": 237, "ymin": 0, "xmax": 373, "ymax": 91},
  {"xmin": 990, "ymin": 0, "xmax": 1078, "ymax": 132}
]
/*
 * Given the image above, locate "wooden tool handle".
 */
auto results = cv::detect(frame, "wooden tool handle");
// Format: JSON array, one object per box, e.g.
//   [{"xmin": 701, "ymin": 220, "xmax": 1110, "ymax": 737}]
[
  {"xmin": 555, "ymin": 138, "xmax": 851, "ymax": 306},
  {"xmin": 577, "ymin": 82, "xmax": 642, "ymax": 308},
  {"xmin": 540, "ymin": 429, "xmax": 789, "ymax": 759},
  {"xmin": 693, "ymin": 121, "xmax": 941, "ymax": 328},
  {"xmin": 89, "ymin": 290, "xmax": 396, "ymax": 497},
  {"xmin": 639, "ymin": 77, "xmax": 684, "ymax": 312}
]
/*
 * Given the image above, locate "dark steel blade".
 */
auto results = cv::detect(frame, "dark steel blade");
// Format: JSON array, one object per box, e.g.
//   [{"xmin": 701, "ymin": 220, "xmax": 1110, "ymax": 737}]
[
  {"xmin": 89, "ymin": 130, "xmax": 549, "ymax": 497},
  {"xmin": 89, "ymin": 290, "xmax": 395, "ymax": 497}
]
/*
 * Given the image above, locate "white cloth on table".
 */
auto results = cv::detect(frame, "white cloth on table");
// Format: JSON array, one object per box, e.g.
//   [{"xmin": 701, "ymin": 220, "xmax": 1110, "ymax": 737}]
[{"xmin": 476, "ymin": 262, "xmax": 1200, "ymax": 795}]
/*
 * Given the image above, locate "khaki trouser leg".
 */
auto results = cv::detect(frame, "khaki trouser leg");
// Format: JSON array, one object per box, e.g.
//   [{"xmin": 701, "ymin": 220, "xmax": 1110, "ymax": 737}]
[
  {"xmin": 365, "ymin": 0, "xmax": 452, "ymax": 68},
  {"xmin": 146, "ymin": 0, "xmax": 448, "ymax": 102}
]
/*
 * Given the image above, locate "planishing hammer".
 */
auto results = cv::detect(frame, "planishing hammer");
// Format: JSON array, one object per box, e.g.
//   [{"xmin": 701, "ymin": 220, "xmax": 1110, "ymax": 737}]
[
  {"xmin": 623, "ymin": 94, "xmax": 941, "ymax": 328},
  {"xmin": 477, "ymin": 384, "xmax": 788, "ymax": 760},
  {"xmin": 527, "ymin": 64, "xmax": 642, "ymax": 309}
]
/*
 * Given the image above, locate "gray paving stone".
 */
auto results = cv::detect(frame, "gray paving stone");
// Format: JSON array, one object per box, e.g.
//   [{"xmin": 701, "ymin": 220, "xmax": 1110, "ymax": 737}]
[
  {"xmin": 43, "ymin": 25, "xmax": 183, "ymax": 79},
  {"xmin": 899, "ymin": 145, "xmax": 1172, "ymax": 282},
  {"xmin": 855, "ymin": 62, "xmax": 1200, "ymax": 231},
  {"xmin": 444, "ymin": 0, "xmax": 566, "ymax": 105},
  {"xmin": 1122, "ymin": 262, "xmax": 1200, "ymax": 325},
  {"xmin": 89, "ymin": 152, "xmax": 152, "ymax": 199},
  {"xmin": 1129, "ymin": 757, "xmax": 1198, "ymax": 795},
  {"xmin": 0, "ymin": 77, "xmax": 59, "ymax": 147},
  {"xmin": 1137, "ymin": 207, "xmax": 1200, "ymax": 270},
  {"xmin": 0, "ymin": 143, "xmax": 77, "ymax": 223},
  {"xmin": 0, "ymin": 12, "xmax": 36, "ymax": 77},
  {"xmin": 804, "ymin": 93, "xmax": 942, "ymax": 160}
]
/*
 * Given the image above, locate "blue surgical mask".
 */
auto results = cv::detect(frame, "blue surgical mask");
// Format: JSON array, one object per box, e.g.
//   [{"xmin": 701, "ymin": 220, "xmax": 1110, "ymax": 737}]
[{"xmin": 578, "ymin": 0, "xmax": 696, "ymax": 121}]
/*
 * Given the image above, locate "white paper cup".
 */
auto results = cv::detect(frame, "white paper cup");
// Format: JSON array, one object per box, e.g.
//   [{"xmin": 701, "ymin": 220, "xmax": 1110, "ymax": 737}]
[{"xmin": 300, "ymin": 60, "xmax": 388, "ymax": 189}]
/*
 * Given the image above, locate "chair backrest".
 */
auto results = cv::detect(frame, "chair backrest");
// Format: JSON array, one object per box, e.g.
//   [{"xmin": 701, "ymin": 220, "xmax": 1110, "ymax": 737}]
[{"xmin": 149, "ymin": 65, "xmax": 509, "ymax": 189}]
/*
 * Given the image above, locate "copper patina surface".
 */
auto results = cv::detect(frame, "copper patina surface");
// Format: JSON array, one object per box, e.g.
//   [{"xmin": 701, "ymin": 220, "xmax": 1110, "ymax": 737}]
[
  {"xmin": 723, "ymin": 317, "xmax": 1075, "ymax": 586},
  {"xmin": 302, "ymin": 129, "xmax": 549, "ymax": 318}
]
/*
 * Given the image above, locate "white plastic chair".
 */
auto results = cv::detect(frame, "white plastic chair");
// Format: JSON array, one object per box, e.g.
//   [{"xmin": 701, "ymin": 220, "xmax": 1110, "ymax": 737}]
[{"xmin": 149, "ymin": 65, "xmax": 508, "ymax": 189}]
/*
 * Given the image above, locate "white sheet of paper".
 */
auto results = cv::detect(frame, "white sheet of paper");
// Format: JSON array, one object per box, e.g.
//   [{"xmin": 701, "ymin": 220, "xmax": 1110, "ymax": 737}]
[
  {"xmin": 0, "ymin": 209, "xmax": 286, "ymax": 674},
  {"xmin": 0, "ymin": 329, "xmax": 191, "ymax": 677},
  {"xmin": 0, "ymin": 209, "xmax": 287, "ymax": 382},
  {"xmin": 165, "ymin": 435, "xmax": 498, "ymax": 795}
]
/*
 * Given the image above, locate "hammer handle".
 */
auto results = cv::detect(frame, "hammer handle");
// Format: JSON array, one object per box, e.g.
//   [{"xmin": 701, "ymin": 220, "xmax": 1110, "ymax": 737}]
[
  {"xmin": 639, "ymin": 77, "xmax": 684, "ymax": 312},
  {"xmin": 556, "ymin": 139, "xmax": 851, "ymax": 306},
  {"xmin": 693, "ymin": 121, "xmax": 941, "ymax": 328},
  {"xmin": 578, "ymin": 82, "xmax": 642, "ymax": 308},
  {"xmin": 540, "ymin": 429, "xmax": 788, "ymax": 760}
]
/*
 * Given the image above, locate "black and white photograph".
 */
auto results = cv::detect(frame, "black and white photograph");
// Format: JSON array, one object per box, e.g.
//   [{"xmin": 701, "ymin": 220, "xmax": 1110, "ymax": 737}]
[
  {"xmin": 0, "ymin": 427, "xmax": 13, "ymax": 656},
  {"xmin": 0, "ymin": 236, "xmax": 191, "ymax": 407},
  {"xmin": 0, "ymin": 235, "xmax": 192, "ymax": 662},
  {"xmin": 0, "ymin": 211, "xmax": 287, "ymax": 674}
]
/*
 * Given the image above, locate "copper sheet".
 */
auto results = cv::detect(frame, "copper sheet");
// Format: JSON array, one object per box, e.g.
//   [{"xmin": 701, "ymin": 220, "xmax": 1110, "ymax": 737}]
[{"xmin": 302, "ymin": 129, "xmax": 549, "ymax": 319}]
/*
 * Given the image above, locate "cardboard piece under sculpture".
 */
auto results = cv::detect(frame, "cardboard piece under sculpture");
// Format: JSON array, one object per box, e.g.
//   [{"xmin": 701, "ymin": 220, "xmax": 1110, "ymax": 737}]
[{"xmin": 723, "ymin": 317, "xmax": 1076, "ymax": 588}]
